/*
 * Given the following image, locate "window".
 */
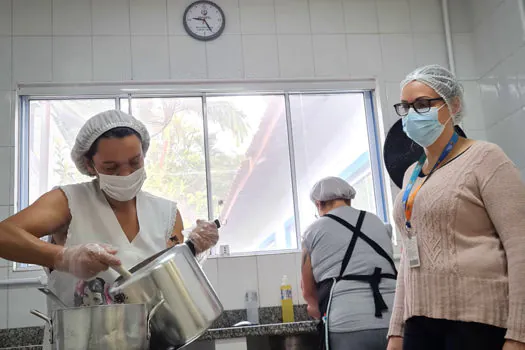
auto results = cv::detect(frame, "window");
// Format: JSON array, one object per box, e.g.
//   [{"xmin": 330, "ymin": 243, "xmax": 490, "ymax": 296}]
[{"xmin": 19, "ymin": 90, "xmax": 387, "ymax": 256}]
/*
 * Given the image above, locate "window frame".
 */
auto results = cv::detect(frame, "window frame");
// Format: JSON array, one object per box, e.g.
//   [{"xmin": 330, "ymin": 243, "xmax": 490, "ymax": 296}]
[{"xmin": 14, "ymin": 81, "xmax": 390, "ymax": 270}]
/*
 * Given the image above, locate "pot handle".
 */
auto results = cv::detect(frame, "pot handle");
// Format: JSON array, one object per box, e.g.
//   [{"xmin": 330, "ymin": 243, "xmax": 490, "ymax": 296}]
[
  {"xmin": 30, "ymin": 309, "xmax": 53, "ymax": 344},
  {"xmin": 147, "ymin": 299, "xmax": 165, "ymax": 339}
]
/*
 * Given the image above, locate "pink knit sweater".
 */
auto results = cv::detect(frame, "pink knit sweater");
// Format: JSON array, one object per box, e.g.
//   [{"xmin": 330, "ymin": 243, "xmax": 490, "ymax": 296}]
[{"xmin": 388, "ymin": 141, "xmax": 525, "ymax": 343}]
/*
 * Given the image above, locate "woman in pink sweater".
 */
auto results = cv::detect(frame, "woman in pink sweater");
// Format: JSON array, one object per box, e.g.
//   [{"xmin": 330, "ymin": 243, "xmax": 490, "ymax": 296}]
[{"xmin": 387, "ymin": 65, "xmax": 525, "ymax": 350}]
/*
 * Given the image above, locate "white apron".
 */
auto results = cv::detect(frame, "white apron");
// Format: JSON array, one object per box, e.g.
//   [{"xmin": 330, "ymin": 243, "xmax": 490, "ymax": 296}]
[{"xmin": 43, "ymin": 180, "xmax": 177, "ymax": 349}]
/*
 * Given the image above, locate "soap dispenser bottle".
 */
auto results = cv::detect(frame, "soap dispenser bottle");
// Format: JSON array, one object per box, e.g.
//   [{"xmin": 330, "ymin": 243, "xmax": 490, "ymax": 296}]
[{"xmin": 280, "ymin": 275, "xmax": 295, "ymax": 323}]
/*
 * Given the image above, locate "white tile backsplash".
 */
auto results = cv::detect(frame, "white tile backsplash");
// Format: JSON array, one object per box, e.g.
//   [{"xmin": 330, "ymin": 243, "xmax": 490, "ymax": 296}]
[
  {"xmin": 130, "ymin": 0, "xmax": 168, "ymax": 35},
  {"xmin": 0, "ymin": 0, "xmax": 12, "ymax": 36},
  {"xmin": 312, "ymin": 35, "xmax": 348, "ymax": 78},
  {"xmin": 342, "ymin": 0, "xmax": 378, "ymax": 34},
  {"xmin": 93, "ymin": 36, "xmax": 132, "ymax": 81},
  {"xmin": 0, "ymin": 37, "xmax": 11, "ymax": 90},
  {"xmin": 0, "ymin": 267, "xmax": 7, "ymax": 328},
  {"xmin": 13, "ymin": 37, "xmax": 53, "ymax": 83},
  {"xmin": 131, "ymin": 36, "xmax": 170, "ymax": 80},
  {"xmin": 53, "ymin": 37, "xmax": 93, "ymax": 82},
  {"xmin": 277, "ymin": 35, "xmax": 314, "ymax": 78},
  {"xmin": 206, "ymin": 35, "xmax": 243, "ymax": 79},
  {"xmin": 169, "ymin": 36, "xmax": 208, "ymax": 80},
  {"xmin": 309, "ymin": 0, "xmax": 345, "ymax": 34},
  {"xmin": 52, "ymin": 0, "xmax": 92, "ymax": 36},
  {"xmin": 275, "ymin": 0, "xmax": 310, "ymax": 34},
  {"xmin": 201, "ymin": 258, "xmax": 219, "ymax": 292},
  {"xmin": 240, "ymin": 4, "xmax": 276, "ymax": 34},
  {"xmin": 257, "ymin": 254, "xmax": 299, "ymax": 307},
  {"xmin": 377, "ymin": 0, "xmax": 411, "ymax": 34},
  {"xmin": 346, "ymin": 34, "xmax": 382, "ymax": 78},
  {"xmin": 294, "ymin": 252, "xmax": 306, "ymax": 305},
  {"xmin": 242, "ymin": 35, "xmax": 279, "ymax": 79},
  {"xmin": 13, "ymin": 0, "xmax": 52, "ymax": 36},
  {"xmin": 7, "ymin": 286, "xmax": 47, "ymax": 328},
  {"xmin": 215, "ymin": 338, "xmax": 247, "ymax": 350},
  {"xmin": 217, "ymin": 256, "xmax": 258, "ymax": 310},
  {"xmin": 92, "ymin": 0, "xmax": 130, "ymax": 36}
]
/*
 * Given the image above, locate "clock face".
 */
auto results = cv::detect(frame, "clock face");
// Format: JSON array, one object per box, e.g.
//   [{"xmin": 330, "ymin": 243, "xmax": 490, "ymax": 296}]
[{"xmin": 183, "ymin": 1, "xmax": 226, "ymax": 41}]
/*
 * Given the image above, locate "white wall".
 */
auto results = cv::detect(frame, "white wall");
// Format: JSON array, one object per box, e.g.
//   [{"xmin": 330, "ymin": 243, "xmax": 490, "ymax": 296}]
[{"xmin": 0, "ymin": 0, "xmax": 477, "ymax": 329}]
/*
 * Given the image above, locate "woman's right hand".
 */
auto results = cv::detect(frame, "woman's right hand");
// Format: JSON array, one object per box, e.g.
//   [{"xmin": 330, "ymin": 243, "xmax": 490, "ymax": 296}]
[
  {"xmin": 387, "ymin": 336, "xmax": 403, "ymax": 350},
  {"xmin": 53, "ymin": 243, "xmax": 121, "ymax": 280}
]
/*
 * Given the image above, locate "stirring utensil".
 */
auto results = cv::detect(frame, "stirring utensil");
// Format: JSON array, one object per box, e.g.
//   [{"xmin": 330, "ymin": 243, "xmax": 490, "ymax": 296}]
[
  {"xmin": 111, "ymin": 264, "xmax": 133, "ymax": 280},
  {"xmin": 37, "ymin": 287, "xmax": 68, "ymax": 309}
]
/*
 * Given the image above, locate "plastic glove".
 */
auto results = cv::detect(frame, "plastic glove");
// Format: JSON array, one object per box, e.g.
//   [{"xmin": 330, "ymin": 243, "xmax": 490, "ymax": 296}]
[
  {"xmin": 53, "ymin": 243, "xmax": 121, "ymax": 280},
  {"xmin": 188, "ymin": 220, "xmax": 219, "ymax": 254}
]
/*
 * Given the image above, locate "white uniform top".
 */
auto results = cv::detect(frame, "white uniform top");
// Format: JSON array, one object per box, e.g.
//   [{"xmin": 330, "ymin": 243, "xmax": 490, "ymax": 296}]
[{"xmin": 43, "ymin": 181, "xmax": 177, "ymax": 349}]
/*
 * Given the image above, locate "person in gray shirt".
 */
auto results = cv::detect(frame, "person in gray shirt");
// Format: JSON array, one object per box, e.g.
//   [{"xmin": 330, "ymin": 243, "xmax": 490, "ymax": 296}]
[{"xmin": 301, "ymin": 176, "xmax": 397, "ymax": 350}]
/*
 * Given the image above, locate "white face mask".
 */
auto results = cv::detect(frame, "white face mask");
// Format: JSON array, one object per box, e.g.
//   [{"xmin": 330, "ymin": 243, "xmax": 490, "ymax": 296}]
[{"xmin": 97, "ymin": 167, "xmax": 147, "ymax": 202}]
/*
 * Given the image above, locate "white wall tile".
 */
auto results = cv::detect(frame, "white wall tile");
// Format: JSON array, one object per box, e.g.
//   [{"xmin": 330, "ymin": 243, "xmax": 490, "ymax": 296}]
[
  {"xmin": 380, "ymin": 34, "xmax": 415, "ymax": 81},
  {"xmin": 170, "ymin": 36, "xmax": 207, "ymax": 80},
  {"xmin": 130, "ymin": 0, "xmax": 168, "ymax": 35},
  {"xmin": 384, "ymin": 82, "xmax": 402, "ymax": 128},
  {"xmin": 206, "ymin": 34, "xmax": 243, "ymax": 79},
  {"xmin": 257, "ymin": 254, "xmax": 299, "ymax": 307},
  {"xmin": 312, "ymin": 35, "xmax": 347, "ymax": 77},
  {"xmin": 242, "ymin": 35, "xmax": 279, "ymax": 79},
  {"xmin": 346, "ymin": 34, "xmax": 382, "ymax": 78},
  {"xmin": 275, "ymin": 0, "xmax": 310, "ymax": 34},
  {"xmin": 13, "ymin": 37, "xmax": 52, "ymax": 83},
  {"xmin": 217, "ymin": 256, "xmax": 258, "ymax": 310},
  {"xmin": 413, "ymin": 33, "xmax": 448, "ymax": 68},
  {"xmin": 215, "ymin": 0, "xmax": 242, "ymax": 34},
  {"xmin": 377, "ymin": 0, "xmax": 411, "ymax": 34},
  {"xmin": 215, "ymin": 338, "xmax": 247, "ymax": 350},
  {"xmin": 0, "ymin": 92, "xmax": 13, "ymax": 147},
  {"xmin": 7, "ymin": 286, "xmax": 47, "ymax": 328},
  {"xmin": 479, "ymin": 72, "xmax": 500, "ymax": 128},
  {"xmin": 494, "ymin": 56, "xmax": 521, "ymax": 118},
  {"xmin": 452, "ymin": 33, "xmax": 477, "ymax": 80},
  {"xmin": 342, "ymin": 0, "xmax": 378, "ymax": 34},
  {"xmin": 493, "ymin": 0, "xmax": 524, "ymax": 65},
  {"xmin": 201, "ymin": 258, "xmax": 219, "ymax": 292},
  {"xmin": 0, "ymin": 267, "xmax": 7, "ymax": 328},
  {"xmin": 449, "ymin": 0, "xmax": 474, "ymax": 34},
  {"xmin": 53, "ymin": 37, "xmax": 92, "ymax": 82},
  {"xmin": 473, "ymin": 11, "xmax": 500, "ymax": 77},
  {"xmin": 131, "ymin": 36, "xmax": 170, "ymax": 80},
  {"xmin": 168, "ymin": 0, "xmax": 192, "ymax": 35},
  {"xmin": 515, "ymin": 46, "xmax": 525, "ymax": 107},
  {"xmin": 52, "ymin": 0, "xmax": 92, "ymax": 36},
  {"xmin": 461, "ymin": 81, "xmax": 485, "ymax": 131},
  {"xmin": 92, "ymin": 0, "xmax": 130, "ymax": 35},
  {"xmin": 13, "ymin": 0, "xmax": 52, "ymax": 36},
  {"xmin": 0, "ymin": 147, "xmax": 12, "ymax": 206},
  {"xmin": 93, "ymin": 36, "xmax": 132, "ymax": 81},
  {"xmin": 463, "ymin": 128, "xmax": 487, "ymax": 141},
  {"xmin": 294, "ymin": 252, "xmax": 305, "ymax": 305},
  {"xmin": 0, "ymin": 0, "xmax": 12, "ymax": 36},
  {"xmin": 409, "ymin": 0, "xmax": 444, "ymax": 34},
  {"xmin": 486, "ymin": 107, "xmax": 525, "ymax": 169},
  {"xmin": 309, "ymin": 0, "xmax": 345, "ymax": 34},
  {"xmin": 240, "ymin": 4, "xmax": 276, "ymax": 34},
  {"xmin": 277, "ymin": 35, "xmax": 314, "ymax": 78},
  {"xmin": 0, "ymin": 37, "xmax": 11, "ymax": 90}
]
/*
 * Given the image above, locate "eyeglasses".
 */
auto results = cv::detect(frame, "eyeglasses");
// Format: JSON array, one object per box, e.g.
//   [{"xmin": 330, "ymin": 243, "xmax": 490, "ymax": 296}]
[{"xmin": 393, "ymin": 98, "xmax": 445, "ymax": 117}]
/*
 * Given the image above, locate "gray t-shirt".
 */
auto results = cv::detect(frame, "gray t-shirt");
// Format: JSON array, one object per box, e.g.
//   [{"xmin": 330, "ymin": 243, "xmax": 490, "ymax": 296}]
[{"xmin": 303, "ymin": 206, "xmax": 396, "ymax": 333}]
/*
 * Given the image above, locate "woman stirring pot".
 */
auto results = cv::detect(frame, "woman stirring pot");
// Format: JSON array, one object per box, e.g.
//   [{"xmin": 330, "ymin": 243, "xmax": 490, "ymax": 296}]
[
  {"xmin": 0, "ymin": 110, "xmax": 219, "ymax": 349},
  {"xmin": 387, "ymin": 65, "xmax": 525, "ymax": 350}
]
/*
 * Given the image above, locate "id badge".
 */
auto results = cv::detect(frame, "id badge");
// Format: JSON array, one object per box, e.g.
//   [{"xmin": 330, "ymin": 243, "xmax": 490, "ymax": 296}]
[{"xmin": 406, "ymin": 235, "xmax": 421, "ymax": 268}]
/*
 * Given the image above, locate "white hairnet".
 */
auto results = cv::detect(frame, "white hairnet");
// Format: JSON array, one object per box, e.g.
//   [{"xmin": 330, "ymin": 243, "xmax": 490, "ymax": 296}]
[
  {"xmin": 71, "ymin": 110, "xmax": 150, "ymax": 176},
  {"xmin": 401, "ymin": 64, "xmax": 464, "ymax": 125},
  {"xmin": 310, "ymin": 177, "xmax": 356, "ymax": 202}
]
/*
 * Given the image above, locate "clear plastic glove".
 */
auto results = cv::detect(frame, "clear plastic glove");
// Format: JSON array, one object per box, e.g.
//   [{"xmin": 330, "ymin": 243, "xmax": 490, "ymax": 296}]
[
  {"xmin": 188, "ymin": 220, "xmax": 219, "ymax": 254},
  {"xmin": 53, "ymin": 243, "xmax": 121, "ymax": 280}
]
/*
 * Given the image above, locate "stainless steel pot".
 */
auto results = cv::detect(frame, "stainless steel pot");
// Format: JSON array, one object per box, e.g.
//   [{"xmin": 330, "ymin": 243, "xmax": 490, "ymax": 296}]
[
  {"xmin": 110, "ymin": 243, "xmax": 223, "ymax": 348},
  {"xmin": 30, "ymin": 302, "xmax": 163, "ymax": 350}
]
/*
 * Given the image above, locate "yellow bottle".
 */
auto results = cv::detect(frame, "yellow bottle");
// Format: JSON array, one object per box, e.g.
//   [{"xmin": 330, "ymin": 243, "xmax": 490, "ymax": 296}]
[{"xmin": 280, "ymin": 275, "xmax": 295, "ymax": 323}]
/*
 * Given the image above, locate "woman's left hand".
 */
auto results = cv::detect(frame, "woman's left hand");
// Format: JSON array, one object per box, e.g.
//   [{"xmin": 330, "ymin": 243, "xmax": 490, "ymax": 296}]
[
  {"xmin": 503, "ymin": 340, "xmax": 525, "ymax": 350},
  {"xmin": 307, "ymin": 304, "xmax": 321, "ymax": 319},
  {"xmin": 188, "ymin": 220, "xmax": 219, "ymax": 253}
]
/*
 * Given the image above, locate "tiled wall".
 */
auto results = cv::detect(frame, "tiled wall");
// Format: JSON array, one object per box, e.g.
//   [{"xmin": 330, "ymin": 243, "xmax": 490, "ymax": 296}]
[{"xmin": 0, "ymin": 0, "xmax": 489, "ymax": 329}]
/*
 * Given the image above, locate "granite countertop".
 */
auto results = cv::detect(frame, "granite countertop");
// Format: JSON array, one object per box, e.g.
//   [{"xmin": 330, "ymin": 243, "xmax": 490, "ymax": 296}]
[{"xmin": 0, "ymin": 305, "xmax": 318, "ymax": 349}]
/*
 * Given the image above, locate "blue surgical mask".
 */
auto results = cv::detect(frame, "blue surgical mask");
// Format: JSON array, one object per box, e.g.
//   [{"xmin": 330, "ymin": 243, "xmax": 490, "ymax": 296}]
[{"xmin": 402, "ymin": 105, "xmax": 448, "ymax": 147}]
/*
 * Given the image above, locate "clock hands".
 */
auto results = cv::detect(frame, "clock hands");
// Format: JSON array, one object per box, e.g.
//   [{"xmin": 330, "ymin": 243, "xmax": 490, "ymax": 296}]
[
  {"xmin": 192, "ymin": 16, "xmax": 213, "ymax": 32},
  {"xmin": 203, "ymin": 19, "xmax": 212, "ymax": 31}
]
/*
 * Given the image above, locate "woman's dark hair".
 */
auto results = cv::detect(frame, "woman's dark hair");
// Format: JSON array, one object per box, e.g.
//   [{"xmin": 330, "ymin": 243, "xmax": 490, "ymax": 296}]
[
  {"xmin": 84, "ymin": 127, "xmax": 142, "ymax": 160},
  {"xmin": 318, "ymin": 198, "xmax": 351, "ymax": 209}
]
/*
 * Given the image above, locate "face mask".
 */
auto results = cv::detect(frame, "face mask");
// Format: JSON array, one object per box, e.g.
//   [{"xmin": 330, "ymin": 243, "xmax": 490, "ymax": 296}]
[
  {"xmin": 402, "ymin": 104, "xmax": 449, "ymax": 147},
  {"xmin": 97, "ymin": 167, "xmax": 147, "ymax": 202}
]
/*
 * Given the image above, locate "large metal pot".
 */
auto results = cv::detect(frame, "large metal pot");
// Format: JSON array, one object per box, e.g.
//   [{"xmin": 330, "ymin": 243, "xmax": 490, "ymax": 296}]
[
  {"xmin": 110, "ymin": 243, "xmax": 223, "ymax": 348},
  {"xmin": 30, "ymin": 302, "xmax": 163, "ymax": 350}
]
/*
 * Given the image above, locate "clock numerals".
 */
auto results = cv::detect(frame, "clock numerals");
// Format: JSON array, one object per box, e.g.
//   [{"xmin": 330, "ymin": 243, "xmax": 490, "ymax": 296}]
[{"xmin": 183, "ymin": 1, "xmax": 226, "ymax": 42}]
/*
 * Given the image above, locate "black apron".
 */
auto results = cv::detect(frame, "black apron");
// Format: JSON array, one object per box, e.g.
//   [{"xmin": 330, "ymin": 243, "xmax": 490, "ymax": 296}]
[{"xmin": 315, "ymin": 211, "xmax": 398, "ymax": 350}]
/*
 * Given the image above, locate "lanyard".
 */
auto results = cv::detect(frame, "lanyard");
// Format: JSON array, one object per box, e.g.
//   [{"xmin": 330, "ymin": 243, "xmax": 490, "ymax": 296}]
[{"xmin": 403, "ymin": 132, "xmax": 459, "ymax": 230}]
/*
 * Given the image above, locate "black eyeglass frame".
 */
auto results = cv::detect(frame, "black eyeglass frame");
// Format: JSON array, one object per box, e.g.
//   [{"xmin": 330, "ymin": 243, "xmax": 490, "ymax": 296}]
[{"xmin": 393, "ymin": 97, "xmax": 445, "ymax": 117}]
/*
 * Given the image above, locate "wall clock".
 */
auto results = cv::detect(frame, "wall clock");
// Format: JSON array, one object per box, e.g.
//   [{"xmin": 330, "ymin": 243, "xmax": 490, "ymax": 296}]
[{"xmin": 183, "ymin": 1, "xmax": 226, "ymax": 41}]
